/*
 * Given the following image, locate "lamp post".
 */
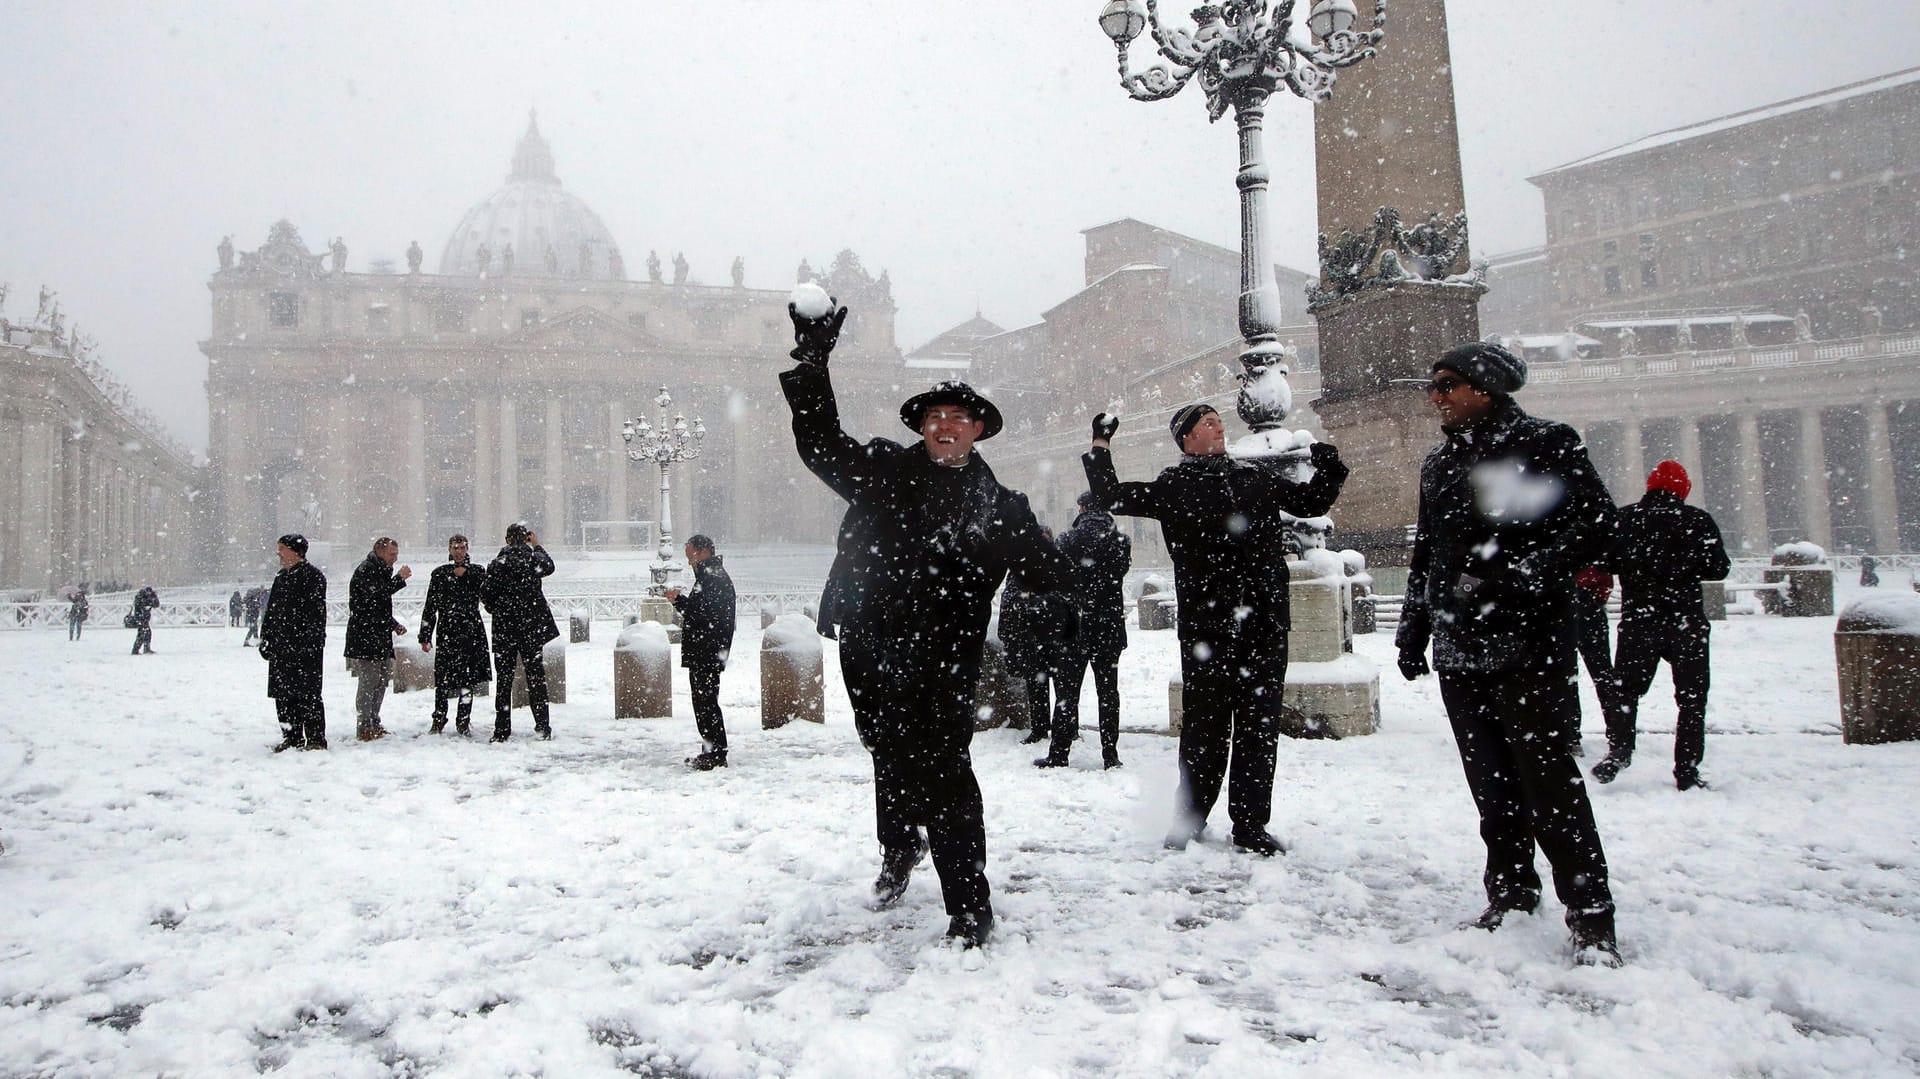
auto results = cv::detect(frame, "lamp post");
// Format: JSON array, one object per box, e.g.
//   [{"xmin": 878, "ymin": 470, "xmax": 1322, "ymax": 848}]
[
  {"xmin": 1098, "ymin": 0, "xmax": 1384, "ymax": 434},
  {"xmin": 621, "ymin": 385, "xmax": 705, "ymax": 586}
]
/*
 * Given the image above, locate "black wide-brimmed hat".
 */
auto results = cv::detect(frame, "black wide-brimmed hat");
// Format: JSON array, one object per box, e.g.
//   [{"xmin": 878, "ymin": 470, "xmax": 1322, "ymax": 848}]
[{"xmin": 899, "ymin": 380, "xmax": 1004, "ymax": 440}]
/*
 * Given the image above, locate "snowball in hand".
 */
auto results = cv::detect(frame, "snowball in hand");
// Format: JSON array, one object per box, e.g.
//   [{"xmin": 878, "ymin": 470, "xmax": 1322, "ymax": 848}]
[{"xmin": 790, "ymin": 282, "xmax": 834, "ymax": 319}]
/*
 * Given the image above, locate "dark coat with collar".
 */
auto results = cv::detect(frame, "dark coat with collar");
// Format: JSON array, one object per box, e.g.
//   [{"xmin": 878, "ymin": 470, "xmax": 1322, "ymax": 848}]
[
  {"xmin": 418, "ymin": 560, "xmax": 491, "ymax": 690},
  {"xmin": 345, "ymin": 552, "xmax": 407, "ymax": 660},
  {"xmin": 1058, "ymin": 508, "xmax": 1132, "ymax": 661},
  {"xmin": 1395, "ymin": 398, "xmax": 1617, "ymax": 674},
  {"xmin": 260, "ymin": 559, "xmax": 327, "ymax": 699},
  {"xmin": 672, "ymin": 555, "xmax": 737, "ymax": 669},
  {"xmin": 1604, "ymin": 489, "xmax": 1731, "ymax": 627},
  {"xmin": 482, "ymin": 542, "xmax": 559, "ymax": 650}
]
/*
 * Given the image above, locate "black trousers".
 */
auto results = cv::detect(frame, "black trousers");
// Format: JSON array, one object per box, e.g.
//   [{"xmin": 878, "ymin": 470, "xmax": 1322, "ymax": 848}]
[
  {"xmin": 1610, "ymin": 616, "xmax": 1711, "ymax": 778},
  {"xmin": 841, "ymin": 630, "xmax": 990, "ymax": 918},
  {"xmin": 1573, "ymin": 596, "xmax": 1616, "ymax": 709},
  {"xmin": 131, "ymin": 625, "xmax": 152, "ymax": 654},
  {"xmin": 1020, "ymin": 670, "xmax": 1051, "ymax": 734},
  {"xmin": 68, "ymin": 618, "xmax": 83, "ymax": 641},
  {"xmin": 1176, "ymin": 637, "xmax": 1285, "ymax": 836},
  {"xmin": 1052, "ymin": 648, "xmax": 1121, "ymax": 759},
  {"xmin": 275, "ymin": 694, "xmax": 327, "ymax": 748},
  {"xmin": 432, "ymin": 688, "xmax": 475, "ymax": 731},
  {"xmin": 1437, "ymin": 668, "xmax": 1613, "ymax": 933},
  {"xmin": 493, "ymin": 640, "xmax": 550, "ymax": 734},
  {"xmin": 688, "ymin": 662, "xmax": 727, "ymax": 752}
]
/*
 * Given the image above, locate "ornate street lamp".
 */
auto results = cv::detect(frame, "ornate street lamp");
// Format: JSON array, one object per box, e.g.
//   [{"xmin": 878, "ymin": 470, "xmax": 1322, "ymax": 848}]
[
  {"xmin": 621, "ymin": 385, "xmax": 706, "ymax": 586},
  {"xmin": 1099, "ymin": 0, "xmax": 1385, "ymax": 435}
]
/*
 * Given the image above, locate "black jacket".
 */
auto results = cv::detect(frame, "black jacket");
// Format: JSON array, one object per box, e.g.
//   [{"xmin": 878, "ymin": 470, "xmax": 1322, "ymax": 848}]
[
  {"xmin": 780, "ymin": 362, "xmax": 1071, "ymax": 690},
  {"xmin": 1395, "ymin": 399, "xmax": 1617, "ymax": 673},
  {"xmin": 482, "ymin": 542, "xmax": 559, "ymax": 650},
  {"xmin": 68, "ymin": 594, "xmax": 89, "ymax": 622},
  {"xmin": 260, "ymin": 559, "xmax": 327, "ymax": 699},
  {"xmin": 345, "ymin": 552, "xmax": 407, "ymax": 660},
  {"xmin": 1058, "ymin": 508, "xmax": 1132, "ymax": 660},
  {"xmin": 1084, "ymin": 445, "xmax": 1346, "ymax": 656},
  {"xmin": 131, "ymin": 587, "xmax": 159, "ymax": 628},
  {"xmin": 1604, "ymin": 490, "xmax": 1731, "ymax": 625},
  {"xmin": 998, "ymin": 569, "xmax": 1074, "ymax": 678},
  {"xmin": 672, "ymin": 555, "xmax": 738, "ymax": 669},
  {"xmin": 418, "ymin": 561, "xmax": 492, "ymax": 690}
]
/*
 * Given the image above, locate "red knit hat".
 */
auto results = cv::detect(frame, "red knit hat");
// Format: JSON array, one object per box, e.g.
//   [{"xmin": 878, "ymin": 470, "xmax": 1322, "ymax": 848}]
[{"xmin": 1646, "ymin": 459, "xmax": 1691, "ymax": 500}]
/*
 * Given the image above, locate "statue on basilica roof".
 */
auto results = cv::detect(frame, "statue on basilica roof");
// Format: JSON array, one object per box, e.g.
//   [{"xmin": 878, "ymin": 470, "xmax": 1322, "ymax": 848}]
[
  {"xmin": 732, "ymin": 256, "xmax": 745, "ymax": 288},
  {"xmin": 673, "ymin": 252, "xmax": 689, "ymax": 286},
  {"xmin": 406, "ymin": 240, "xmax": 423, "ymax": 274},
  {"xmin": 647, "ymin": 250, "xmax": 663, "ymax": 283},
  {"xmin": 218, "ymin": 235, "xmax": 234, "ymax": 271}
]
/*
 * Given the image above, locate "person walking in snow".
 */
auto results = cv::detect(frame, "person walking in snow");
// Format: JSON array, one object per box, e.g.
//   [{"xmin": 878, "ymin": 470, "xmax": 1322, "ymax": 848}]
[
  {"xmin": 481, "ymin": 522, "xmax": 558, "ymax": 742},
  {"xmin": 1570, "ymin": 566, "xmax": 1618, "ymax": 754},
  {"xmin": 260, "ymin": 534, "xmax": 329, "ymax": 752},
  {"xmin": 1000, "ymin": 550, "xmax": 1072, "ymax": 754},
  {"xmin": 345, "ymin": 537, "xmax": 411, "ymax": 742},
  {"xmin": 1860, "ymin": 556, "xmax": 1880, "ymax": 588},
  {"xmin": 781, "ymin": 296, "xmax": 1071, "ymax": 949},
  {"xmin": 417, "ymin": 535, "xmax": 490, "ymax": 737},
  {"xmin": 67, "ymin": 588, "xmax": 89, "ymax": 641},
  {"xmin": 1394, "ymin": 341, "xmax": 1621, "ymax": 966},
  {"xmin": 243, "ymin": 586, "xmax": 267, "ymax": 646},
  {"xmin": 1085, "ymin": 402, "xmax": 1347, "ymax": 856},
  {"xmin": 1044, "ymin": 493, "xmax": 1133, "ymax": 769},
  {"xmin": 1592, "ymin": 460, "xmax": 1731, "ymax": 791},
  {"xmin": 667, "ymin": 534, "xmax": 736, "ymax": 771},
  {"xmin": 129, "ymin": 585, "xmax": 159, "ymax": 654},
  {"xmin": 229, "ymin": 590, "xmax": 244, "ymax": 628}
]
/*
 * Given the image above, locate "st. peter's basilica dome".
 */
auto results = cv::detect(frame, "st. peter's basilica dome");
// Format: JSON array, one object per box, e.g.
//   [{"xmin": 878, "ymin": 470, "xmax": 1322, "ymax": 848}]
[{"xmin": 439, "ymin": 112, "xmax": 626, "ymax": 280}]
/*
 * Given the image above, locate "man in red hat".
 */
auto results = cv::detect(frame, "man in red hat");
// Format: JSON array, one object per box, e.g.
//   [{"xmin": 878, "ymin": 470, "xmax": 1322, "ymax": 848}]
[
  {"xmin": 1594, "ymin": 460, "xmax": 1730, "ymax": 790},
  {"xmin": 780, "ymin": 297, "xmax": 1071, "ymax": 949}
]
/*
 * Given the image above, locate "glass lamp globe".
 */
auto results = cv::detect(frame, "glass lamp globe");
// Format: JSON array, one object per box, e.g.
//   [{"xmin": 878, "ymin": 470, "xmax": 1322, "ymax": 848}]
[
  {"xmin": 1098, "ymin": 0, "xmax": 1147, "ymax": 44},
  {"xmin": 1308, "ymin": 0, "xmax": 1358, "ymax": 39}
]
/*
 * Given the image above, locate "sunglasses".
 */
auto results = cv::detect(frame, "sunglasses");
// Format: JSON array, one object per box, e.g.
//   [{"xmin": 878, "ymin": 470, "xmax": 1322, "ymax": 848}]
[{"xmin": 1427, "ymin": 376, "xmax": 1469, "ymax": 395}]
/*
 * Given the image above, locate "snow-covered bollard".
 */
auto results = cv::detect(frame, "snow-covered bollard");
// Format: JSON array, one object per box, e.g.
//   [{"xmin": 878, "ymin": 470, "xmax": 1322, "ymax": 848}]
[
  {"xmin": 511, "ymin": 639, "xmax": 567, "ymax": 706},
  {"xmin": 391, "ymin": 638, "xmax": 435, "ymax": 694},
  {"xmin": 613, "ymin": 622, "xmax": 671, "ymax": 720},
  {"xmin": 759, "ymin": 604, "xmax": 780, "ymax": 630},
  {"xmin": 761, "ymin": 613, "xmax": 824, "ymax": 728},
  {"xmin": 1280, "ymin": 550, "xmax": 1379, "ymax": 739},
  {"xmin": 1340, "ymin": 548, "xmax": 1375, "ymax": 635},
  {"xmin": 1701, "ymin": 580, "xmax": 1729, "ymax": 621},
  {"xmin": 569, "ymin": 612, "xmax": 590, "ymax": 644},
  {"xmin": 1765, "ymin": 542, "xmax": 1834, "ymax": 618},
  {"xmin": 1137, "ymin": 575, "xmax": 1176, "ymax": 631},
  {"xmin": 1835, "ymin": 594, "xmax": 1920, "ymax": 744}
]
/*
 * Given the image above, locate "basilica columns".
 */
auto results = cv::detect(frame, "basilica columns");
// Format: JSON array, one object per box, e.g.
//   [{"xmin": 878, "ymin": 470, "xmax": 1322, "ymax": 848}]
[
  {"xmin": 606, "ymin": 399, "xmax": 628, "ymax": 527},
  {"xmin": 1618, "ymin": 415, "xmax": 1645, "ymax": 500},
  {"xmin": 1677, "ymin": 416, "xmax": 1705, "ymax": 509},
  {"xmin": 498, "ymin": 398, "xmax": 519, "ymax": 527},
  {"xmin": 1798, "ymin": 406, "xmax": 1833, "ymax": 550},
  {"xmin": 1736, "ymin": 412, "xmax": 1771, "ymax": 553},
  {"xmin": 1865, "ymin": 401, "xmax": 1902, "ymax": 552},
  {"xmin": 544, "ymin": 399, "xmax": 564, "ymax": 542},
  {"xmin": 405, "ymin": 395, "xmax": 428, "ymax": 547},
  {"xmin": 473, "ymin": 397, "xmax": 495, "ymax": 540}
]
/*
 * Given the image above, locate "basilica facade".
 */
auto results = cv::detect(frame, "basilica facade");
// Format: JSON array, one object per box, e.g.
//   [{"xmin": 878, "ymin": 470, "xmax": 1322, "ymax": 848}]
[{"xmin": 202, "ymin": 117, "xmax": 901, "ymax": 576}]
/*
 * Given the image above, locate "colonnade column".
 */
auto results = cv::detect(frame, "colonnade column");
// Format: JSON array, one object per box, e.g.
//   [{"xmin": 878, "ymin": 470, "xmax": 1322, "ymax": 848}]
[
  {"xmin": 1736, "ymin": 412, "xmax": 1771, "ymax": 554},
  {"xmin": 498, "ymin": 397, "xmax": 519, "ymax": 528},
  {"xmin": 405, "ymin": 395, "xmax": 428, "ymax": 549},
  {"xmin": 606, "ymin": 400, "xmax": 628, "ymax": 537},
  {"xmin": 473, "ymin": 397, "xmax": 495, "ymax": 543},
  {"xmin": 1864, "ymin": 401, "xmax": 1902, "ymax": 552},
  {"xmin": 544, "ymin": 399, "xmax": 565, "ymax": 544},
  {"xmin": 1618, "ymin": 415, "xmax": 1645, "ymax": 502},
  {"xmin": 1798, "ymin": 406, "xmax": 1833, "ymax": 549},
  {"xmin": 1677, "ymin": 417, "xmax": 1705, "ymax": 509},
  {"xmin": 17, "ymin": 410, "xmax": 57, "ymax": 589}
]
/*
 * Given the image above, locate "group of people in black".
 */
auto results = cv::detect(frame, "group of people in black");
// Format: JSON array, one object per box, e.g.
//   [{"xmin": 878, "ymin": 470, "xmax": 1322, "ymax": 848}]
[
  {"xmin": 257, "ymin": 523, "xmax": 565, "ymax": 751},
  {"xmin": 784, "ymin": 301, "xmax": 1729, "ymax": 963}
]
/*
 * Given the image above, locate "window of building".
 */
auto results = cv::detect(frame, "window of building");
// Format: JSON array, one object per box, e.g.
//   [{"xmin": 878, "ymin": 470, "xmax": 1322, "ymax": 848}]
[
  {"xmin": 366, "ymin": 304, "xmax": 391, "ymax": 333},
  {"xmin": 268, "ymin": 292, "xmax": 299, "ymax": 328},
  {"xmin": 436, "ymin": 305, "xmax": 469, "ymax": 333},
  {"xmin": 627, "ymin": 312, "xmax": 648, "ymax": 331},
  {"xmin": 1604, "ymin": 266, "xmax": 1622, "ymax": 296},
  {"xmin": 521, "ymin": 309, "xmax": 542, "ymax": 328},
  {"xmin": 1640, "ymin": 261, "xmax": 1659, "ymax": 289}
]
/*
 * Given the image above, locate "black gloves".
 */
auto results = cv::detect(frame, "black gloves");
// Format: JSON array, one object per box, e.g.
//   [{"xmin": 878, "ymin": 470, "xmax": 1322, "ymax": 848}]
[
  {"xmin": 1091, "ymin": 412, "xmax": 1119, "ymax": 441},
  {"xmin": 1309, "ymin": 441, "xmax": 1342, "ymax": 469},
  {"xmin": 1397, "ymin": 648, "xmax": 1430, "ymax": 681},
  {"xmin": 788, "ymin": 300, "xmax": 849, "ymax": 366}
]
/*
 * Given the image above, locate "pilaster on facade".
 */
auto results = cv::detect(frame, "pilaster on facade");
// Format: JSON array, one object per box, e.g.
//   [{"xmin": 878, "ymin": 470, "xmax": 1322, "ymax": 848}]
[
  {"xmin": 1798, "ymin": 406, "xmax": 1834, "ymax": 549},
  {"xmin": 1735, "ymin": 413, "xmax": 1770, "ymax": 554},
  {"xmin": 1864, "ymin": 401, "xmax": 1902, "ymax": 551}
]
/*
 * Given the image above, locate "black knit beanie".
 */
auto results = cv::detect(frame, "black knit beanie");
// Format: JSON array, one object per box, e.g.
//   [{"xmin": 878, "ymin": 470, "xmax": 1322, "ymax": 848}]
[
  {"xmin": 1168, "ymin": 402, "xmax": 1217, "ymax": 448},
  {"xmin": 1434, "ymin": 341, "xmax": 1527, "ymax": 394}
]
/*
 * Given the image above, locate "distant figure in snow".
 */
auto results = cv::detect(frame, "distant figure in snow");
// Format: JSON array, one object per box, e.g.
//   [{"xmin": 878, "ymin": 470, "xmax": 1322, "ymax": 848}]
[
  {"xmin": 229, "ymin": 590, "xmax": 244, "ymax": 628},
  {"xmin": 1395, "ymin": 341, "xmax": 1621, "ymax": 967},
  {"xmin": 666, "ymin": 534, "xmax": 736, "ymax": 770},
  {"xmin": 782, "ymin": 297, "xmax": 1071, "ymax": 950},
  {"xmin": 1086, "ymin": 402, "xmax": 1345, "ymax": 856},
  {"xmin": 418, "ymin": 535, "xmax": 489, "ymax": 737},
  {"xmin": 999, "ymin": 541, "xmax": 1073, "ymax": 756},
  {"xmin": 1860, "ymin": 557, "xmax": 1880, "ymax": 588},
  {"xmin": 501, "ymin": 243, "xmax": 515, "ymax": 276},
  {"xmin": 345, "ymin": 537, "xmax": 411, "ymax": 742},
  {"xmin": 1594, "ymin": 461, "xmax": 1730, "ymax": 792},
  {"xmin": 129, "ymin": 586, "xmax": 159, "ymax": 655},
  {"xmin": 1050, "ymin": 492, "xmax": 1133, "ymax": 769},
  {"xmin": 243, "ymin": 585, "xmax": 268, "ymax": 646},
  {"xmin": 261, "ymin": 534, "xmax": 328, "ymax": 751},
  {"xmin": 482, "ymin": 522, "xmax": 558, "ymax": 742},
  {"xmin": 67, "ymin": 589, "xmax": 89, "ymax": 641}
]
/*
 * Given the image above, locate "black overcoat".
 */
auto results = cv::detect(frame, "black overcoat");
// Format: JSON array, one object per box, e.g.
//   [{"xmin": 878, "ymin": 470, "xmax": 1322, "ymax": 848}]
[
  {"xmin": 1058, "ymin": 508, "xmax": 1132, "ymax": 661},
  {"xmin": 418, "ymin": 561, "xmax": 492, "ymax": 691},
  {"xmin": 1395, "ymin": 399, "xmax": 1617, "ymax": 674},
  {"xmin": 672, "ymin": 555, "xmax": 737, "ymax": 669},
  {"xmin": 345, "ymin": 552, "xmax": 406, "ymax": 660},
  {"xmin": 482, "ymin": 543, "xmax": 559, "ymax": 650},
  {"xmin": 1084, "ymin": 445, "xmax": 1346, "ymax": 660},
  {"xmin": 131, "ymin": 587, "xmax": 159, "ymax": 628},
  {"xmin": 1602, "ymin": 490, "xmax": 1731, "ymax": 626},
  {"xmin": 260, "ymin": 560, "xmax": 328, "ymax": 699},
  {"xmin": 998, "ymin": 571, "xmax": 1072, "ymax": 678}
]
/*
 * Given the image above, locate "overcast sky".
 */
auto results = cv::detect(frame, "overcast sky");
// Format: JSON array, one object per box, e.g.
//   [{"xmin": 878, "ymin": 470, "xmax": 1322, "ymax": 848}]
[{"xmin": 3, "ymin": 1, "xmax": 1918, "ymax": 452}]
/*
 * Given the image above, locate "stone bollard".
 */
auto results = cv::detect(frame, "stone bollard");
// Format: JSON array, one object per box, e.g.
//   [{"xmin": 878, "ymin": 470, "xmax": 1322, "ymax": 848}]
[
  {"xmin": 759, "ymin": 604, "xmax": 779, "ymax": 630},
  {"xmin": 391, "ymin": 638, "xmax": 436, "ymax": 693},
  {"xmin": 1765, "ymin": 542, "xmax": 1834, "ymax": 618},
  {"xmin": 1341, "ymin": 549, "xmax": 1376, "ymax": 635},
  {"xmin": 761, "ymin": 613, "xmax": 825, "ymax": 728},
  {"xmin": 613, "ymin": 622, "xmax": 673, "ymax": 719},
  {"xmin": 1701, "ymin": 580, "xmax": 1728, "ymax": 621},
  {"xmin": 1280, "ymin": 551, "xmax": 1379, "ymax": 739},
  {"xmin": 1137, "ymin": 575, "xmax": 1177, "ymax": 631},
  {"xmin": 1836, "ymin": 594, "xmax": 1920, "ymax": 744},
  {"xmin": 971, "ymin": 634, "xmax": 1023, "ymax": 731},
  {"xmin": 1168, "ymin": 675, "xmax": 1183, "ymax": 736},
  {"xmin": 569, "ymin": 612, "xmax": 590, "ymax": 643},
  {"xmin": 510, "ymin": 639, "xmax": 568, "ymax": 706}
]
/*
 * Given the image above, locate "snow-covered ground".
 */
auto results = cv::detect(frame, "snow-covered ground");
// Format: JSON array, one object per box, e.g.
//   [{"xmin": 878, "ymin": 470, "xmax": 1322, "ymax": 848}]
[{"xmin": 3, "ymin": 597, "xmax": 1918, "ymax": 1076}]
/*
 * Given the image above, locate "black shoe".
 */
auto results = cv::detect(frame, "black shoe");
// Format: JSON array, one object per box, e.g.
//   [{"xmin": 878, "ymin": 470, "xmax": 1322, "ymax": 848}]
[
  {"xmin": 489, "ymin": 730, "xmax": 510, "ymax": 743},
  {"xmin": 535, "ymin": 726, "xmax": 552, "ymax": 741},
  {"xmin": 429, "ymin": 718, "xmax": 447, "ymax": 734},
  {"xmin": 271, "ymin": 737, "xmax": 300, "ymax": 754},
  {"xmin": 869, "ymin": 846, "xmax": 920, "ymax": 910},
  {"xmin": 1465, "ymin": 901, "xmax": 1536, "ymax": 931},
  {"xmin": 1032, "ymin": 754, "xmax": 1069, "ymax": 769},
  {"xmin": 1103, "ymin": 752, "xmax": 1123, "ymax": 770},
  {"xmin": 1571, "ymin": 924, "xmax": 1623, "ymax": 968},
  {"xmin": 1231, "ymin": 830, "xmax": 1287, "ymax": 857},
  {"xmin": 302, "ymin": 741, "xmax": 328, "ymax": 751},
  {"xmin": 686, "ymin": 750, "xmax": 728, "ymax": 771},
  {"xmin": 1164, "ymin": 822, "xmax": 1206, "ymax": 851},
  {"xmin": 1019, "ymin": 729, "xmax": 1047, "ymax": 745},
  {"xmin": 945, "ymin": 909, "xmax": 994, "ymax": 949},
  {"xmin": 1592, "ymin": 754, "xmax": 1630, "ymax": 784},
  {"xmin": 455, "ymin": 724, "xmax": 472, "ymax": 738},
  {"xmin": 1675, "ymin": 769, "xmax": 1707, "ymax": 791}
]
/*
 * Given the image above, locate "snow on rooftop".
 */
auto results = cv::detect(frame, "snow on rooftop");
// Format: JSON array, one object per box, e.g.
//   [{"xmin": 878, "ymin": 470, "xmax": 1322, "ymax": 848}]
[
  {"xmin": 1534, "ymin": 65, "xmax": 1920, "ymax": 179},
  {"xmin": 1581, "ymin": 314, "xmax": 1789, "ymax": 330}
]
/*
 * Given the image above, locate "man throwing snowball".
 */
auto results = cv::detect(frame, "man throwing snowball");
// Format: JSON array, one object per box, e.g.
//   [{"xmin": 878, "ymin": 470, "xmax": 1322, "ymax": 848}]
[
  {"xmin": 780, "ymin": 288, "xmax": 1071, "ymax": 949},
  {"xmin": 1084, "ymin": 402, "xmax": 1346, "ymax": 857}
]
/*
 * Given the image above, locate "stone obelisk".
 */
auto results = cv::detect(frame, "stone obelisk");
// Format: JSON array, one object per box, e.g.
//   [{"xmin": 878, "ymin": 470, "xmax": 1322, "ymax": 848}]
[{"xmin": 1310, "ymin": 0, "xmax": 1483, "ymax": 565}]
